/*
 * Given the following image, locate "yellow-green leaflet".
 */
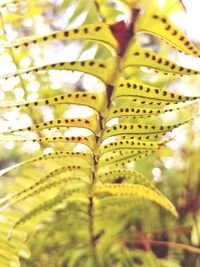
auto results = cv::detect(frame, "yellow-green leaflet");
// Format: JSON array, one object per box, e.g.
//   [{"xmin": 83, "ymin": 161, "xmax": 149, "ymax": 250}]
[
  {"xmin": 98, "ymin": 149, "xmax": 153, "ymax": 167},
  {"xmin": 2, "ymin": 116, "xmax": 100, "ymax": 136},
  {"xmin": 0, "ymin": 221, "xmax": 28, "ymax": 242},
  {"xmin": 0, "ymin": 177, "xmax": 87, "ymax": 212},
  {"xmin": 0, "ymin": 250, "xmax": 20, "ymax": 267},
  {"xmin": 106, "ymin": 105, "xmax": 180, "ymax": 121},
  {"xmin": 3, "ymin": 23, "xmax": 119, "ymax": 54},
  {"xmin": 96, "ymin": 168, "xmax": 159, "ymax": 192},
  {"xmin": 0, "ymin": 92, "xmax": 106, "ymax": 113},
  {"xmin": 2, "ymin": 57, "xmax": 117, "ymax": 84},
  {"xmin": 95, "ymin": 184, "xmax": 178, "ymax": 217},
  {"xmin": 135, "ymin": 6, "xmax": 200, "ymax": 58},
  {"xmin": 0, "ymin": 151, "xmax": 93, "ymax": 177},
  {"xmin": 9, "ymin": 186, "xmax": 85, "ymax": 236},
  {"xmin": 0, "ymin": 238, "xmax": 30, "ymax": 265},
  {"xmin": 123, "ymin": 42, "xmax": 200, "ymax": 76},
  {"xmin": 0, "ymin": 165, "xmax": 90, "ymax": 210},
  {"xmin": 113, "ymin": 78, "xmax": 199, "ymax": 103},
  {"xmin": 101, "ymin": 120, "xmax": 190, "ymax": 141},
  {"xmin": 98, "ymin": 150, "xmax": 154, "ymax": 169},
  {"xmin": 0, "ymin": 135, "xmax": 96, "ymax": 152},
  {"xmin": 113, "ymin": 97, "xmax": 184, "ymax": 108},
  {"xmin": 98, "ymin": 139, "xmax": 168, "ymax": 157},
  {"xmin": 117, "ymin": 134, "xmax": 164, "ymax": 142}
]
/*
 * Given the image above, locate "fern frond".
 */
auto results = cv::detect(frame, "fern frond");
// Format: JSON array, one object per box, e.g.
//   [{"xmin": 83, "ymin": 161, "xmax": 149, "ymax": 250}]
[
  {"xmin": 135, "ymin": 6, "xmax": 200, "ymax": 58},
  {"xmin": 99, "ymin": 138, "xmax": 169, "ymax": 157},
  {"xmin": 106, "ymin": 105, "xmax": 181, "ymax": 121},
  {"xmin": 96, "ymin": 168, "xmax": 159, "ymax": 192},
  {"xmin": 1, "ymin": 1, "xmax": 199, "ymax": 265},
  {"xmin": 9, "ymin": 186, "xmax": 86, "ymax": 238},
  {"xmin": 113, "ymin": 78, "xmax": 199, "ymax": 103},
  {"xmin": 1, "ymin": 164, "xmax": 91, "ymax": 208},
  {"xmin": 98, "ymin": 149, "xmax": 154, "ymax": 167},
  {"xmin": 95, "ymin": 184, "xmax": 178, "ymax": 217},
  {"xmin": 1, "ymin": 176, "xmax": 88, "ymax": 211},
  {"xmin": 0, "ymin": 135, "xmax": 97, "ymax": 152},
  {"xmin": 0, "ymin": 92, "xmax": 106, "ymax": 114},
  {"xmin": 123, "ymin": 42, "xmax": 200, "ymax": 76},
  {"xmin": 0, "ymin": 151, "xmax": 93, "ymax": 177},
  {"xmin": 100, "ymin": 151, "xmax": 155, "ymax": 168},
  {"xmin": 2, "ymin": 57, "xmax": 117, "ymax": 84},
  {"xmin": 2, "ymin": 22, "xmax": 119, "ymax": 54},
  {"xmin": 101, "ymin": 120, "xmax": 191, "ymax": 141},
  {"xmin": 2, "ymin": 116, "xmax": 100, "ymax": 136}
]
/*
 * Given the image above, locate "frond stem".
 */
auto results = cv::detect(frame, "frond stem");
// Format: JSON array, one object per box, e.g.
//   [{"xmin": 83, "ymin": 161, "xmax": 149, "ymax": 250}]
[
  {"xmin": 94, "ymin": 1, "xmax": 106, "ymax": 22},
  {"xmin": 88, "ymin": 195, "xmax": 101, "ymax": 267}
]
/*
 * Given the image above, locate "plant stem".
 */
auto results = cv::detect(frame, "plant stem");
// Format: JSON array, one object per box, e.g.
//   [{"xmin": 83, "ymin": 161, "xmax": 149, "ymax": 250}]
[
  {"xmin": 123, "ymin": 239, "xmax": 200, "ymax": 254},
  {"xmin": 87, "ymin": 10, "xmax": 141, "ymax": 265},
  {"xmin": 88, "ymin": 167, "xmax": 101, "ymax": 266},
  {"xmin": 143, "ymin": 225, "xmax": 192, "ymax": 236},
  {"xmin": 88, "ymin": 195, "xmax": 100, "ymax": 267},
  {"xmin": 94, "ymin": 1, "xmax": 106, "ymax": 22}
]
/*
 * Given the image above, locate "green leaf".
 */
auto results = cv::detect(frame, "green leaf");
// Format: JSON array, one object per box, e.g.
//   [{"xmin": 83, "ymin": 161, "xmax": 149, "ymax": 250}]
[
  {"xmin": 1, "ymin": 164, "xmax": 91, "ymax": 210},
  {"xmin": 2, "ymin": 116, "xmax": 100, "ymax": 136},
  {"xmin": 96, "ymin": 168, "xmax": 160, "ymax": 193},
  {"xmin": 0, "ymin": 254, "xmax": 20, "ymax": 267},
  {"xmin": 100, "ymin": 120, "xmax": 190, "ymax": 142},
  {"xmin": 2, "ymin": 57, "xmax": 117, "ymax": 84},
  {"xmin": 99, "ymin": 150, "xmax": 154, "ymax": 169},
  {"xmin": 106, "ymin": 104, "xmax": 181, "ymax": 121},
  {"xmin": 2, "ymin": 22, "xmax": 119, "ymax": 54},
  {"xmin": 9, "ymin": 186, "xmax": 85, "ymax": 237},
  {"xmin": 0, "ymin": 241, "xmax": 21, "ymax": 267},
  {"xmin": 99, "ymin": 139, "xmax": 168, "ymax": 157},
  {"xmin": 0, "ymin": 135, "xmax": 96, "ymax": 152},
  {"xmin": 123, "ymin": 41, "xmax": 200, "ymax": 76},
  {"xmin": 95, "ymin": 183, "xmax": 178, "ymax": 217},
  {"xmin": 135, "ymin": 6, "xmax": 200, "ymax": 58},
  {"xmin": 0, "ymin": 92, "xmax": 106, "ymax": 114},
  {"xmin": 113, "ymin": 78, "xmax": 199, "ymax": 103},
  {"xmin": 1, "ymin": 176, "xmax": 87, "ymax": 211},
  {"xmin": 98, "ymin": 149, "xmax": 153, "ymax": 167},
  {"xmin": 0, "ymin": 151, "xmax": 93, "ymax": 177}
]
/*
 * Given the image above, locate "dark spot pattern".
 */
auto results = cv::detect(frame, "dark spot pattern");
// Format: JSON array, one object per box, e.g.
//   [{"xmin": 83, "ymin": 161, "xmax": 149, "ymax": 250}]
[
  {"xmin": 99, "ymin": 63, "xmax": 105, "ymax": 68},
  {"xmin": 64, "ymin": 31, "xmax": 69, "ymax": 37},
  {"xmin": 172, "ymin": 30, "xmax": 177, "ymax": 36},
  {"xmin": 165, "ymin": 25, "xmax": 171, "ymax": 31},
  {"xmin": 95, "ymin": 26, "xmax": 101, "ymax": 32},
  {"xmin": 83, "ymin": 28, "xmax": 88, "ymax": 33}
]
